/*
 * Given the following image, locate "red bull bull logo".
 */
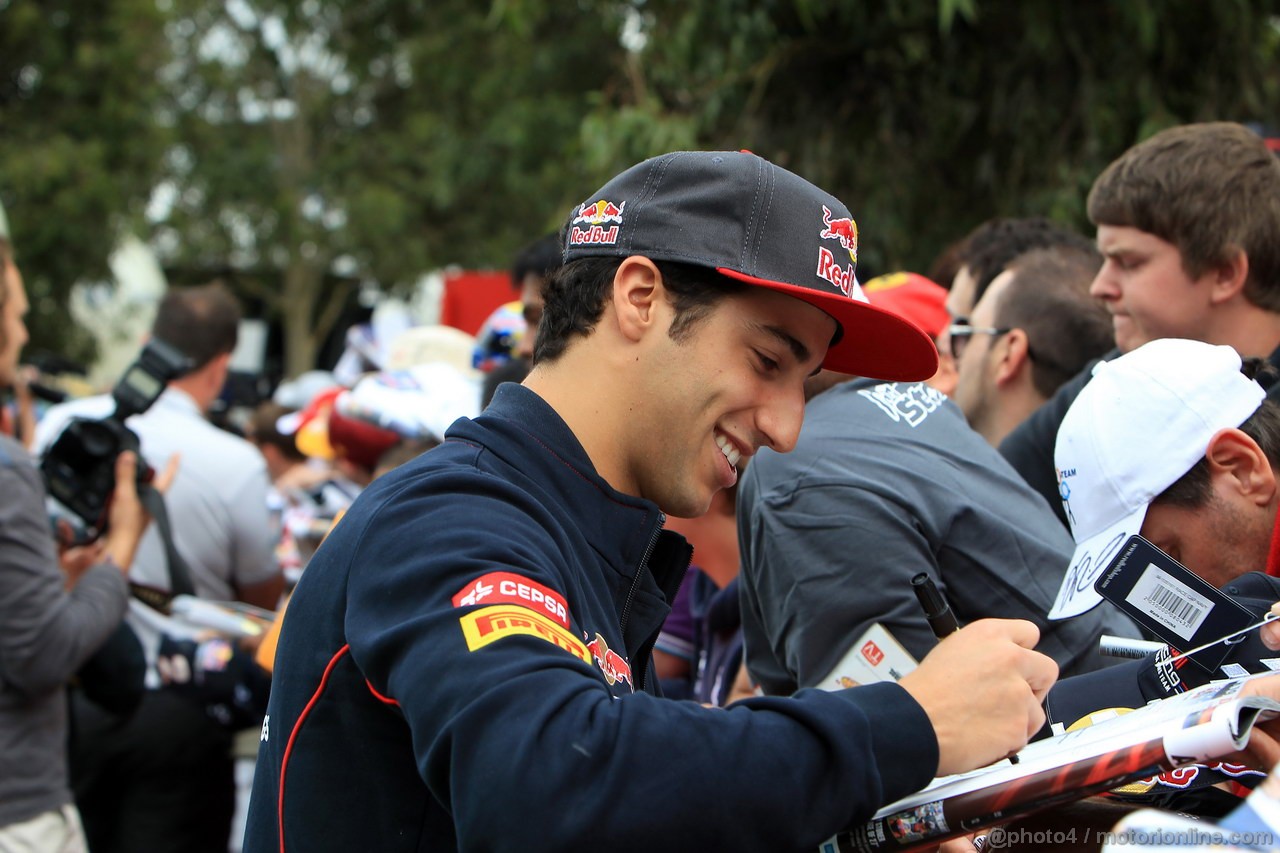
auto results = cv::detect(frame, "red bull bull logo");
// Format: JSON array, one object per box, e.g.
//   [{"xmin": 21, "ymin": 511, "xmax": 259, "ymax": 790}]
[
  {"xmin": 819, "ymin": 205, "xmax": 859, "ymax": 262},
  {"xmin": 568, "ymin": 199, "xmax": 626, "ymax": 247},
  {"xmin": 815, "ymin": 205, "xmax": 858, "ymax": 296},
  {"xmin": 586, "ymin": 633, "xmax": 633, "ymax": 690},
  {"xmin": 572, "ymin": 199, "xmax": 626, "ymax": 225}
]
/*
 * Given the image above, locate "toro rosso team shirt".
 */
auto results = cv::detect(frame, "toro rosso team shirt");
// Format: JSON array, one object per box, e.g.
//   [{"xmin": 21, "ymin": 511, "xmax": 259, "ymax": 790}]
[{"xmin": 244, "ymin": 383, "xmax": 939, "ymax": 853}]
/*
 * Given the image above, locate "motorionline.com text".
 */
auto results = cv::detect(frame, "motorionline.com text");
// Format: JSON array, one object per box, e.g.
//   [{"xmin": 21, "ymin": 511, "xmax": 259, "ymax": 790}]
[{"xmin": 981, "ymin": 824, "xmax": 1275, "ymax": 849}]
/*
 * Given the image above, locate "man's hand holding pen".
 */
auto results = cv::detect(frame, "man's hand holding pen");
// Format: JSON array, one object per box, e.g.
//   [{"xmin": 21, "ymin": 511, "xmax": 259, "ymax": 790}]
[{"xmin": 898, "ymin": 619, "xmax": 1058, "ymax": 777}]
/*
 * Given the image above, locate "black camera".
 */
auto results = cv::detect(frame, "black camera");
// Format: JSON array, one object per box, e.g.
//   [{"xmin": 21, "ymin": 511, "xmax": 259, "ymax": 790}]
[{"xmin": 41, "ymin": 339, "xmax": 192, "ymax": 539}]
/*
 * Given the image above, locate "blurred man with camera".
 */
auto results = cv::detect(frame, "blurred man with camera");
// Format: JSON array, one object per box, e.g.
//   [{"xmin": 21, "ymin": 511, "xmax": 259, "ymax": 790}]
[
  {"xmin": 35, "ymin": 282, "xmax": 282, "ymax": 853},
  {"xmin": 0, "ymin": 199, "xmax": 163, "ymax": 852}
]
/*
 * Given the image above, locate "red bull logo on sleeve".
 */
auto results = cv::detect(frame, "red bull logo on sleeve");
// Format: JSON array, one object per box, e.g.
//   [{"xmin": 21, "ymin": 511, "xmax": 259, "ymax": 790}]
[
  {"xmin": 585, "ymin": 633, "xmax": 633, "ymax": 690},
  {"xmin": 568, "ymin": 199, "xmax": 626, "ymax": 247},
  {"xmin": 451, "ymin": 572, "xmax": 571, "ymax": 628}
]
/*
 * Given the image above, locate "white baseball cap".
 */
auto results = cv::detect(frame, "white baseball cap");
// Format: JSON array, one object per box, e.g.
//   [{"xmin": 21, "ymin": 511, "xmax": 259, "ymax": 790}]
[{"xmin": 1047, "ymin": 338, "xmax": 1266, "ymax": 619}]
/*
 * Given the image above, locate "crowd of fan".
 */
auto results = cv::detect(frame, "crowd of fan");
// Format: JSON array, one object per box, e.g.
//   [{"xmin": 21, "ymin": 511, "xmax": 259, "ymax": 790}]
[{"xmin": 5, "ymin": 120, "xmax": 1280, "ymax": 852}]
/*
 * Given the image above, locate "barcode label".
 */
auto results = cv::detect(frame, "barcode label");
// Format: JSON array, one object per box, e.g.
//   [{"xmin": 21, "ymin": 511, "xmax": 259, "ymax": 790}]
[{"xmin": 1124, "ymin": 563, "xmax": 1213, "ymax": 641}]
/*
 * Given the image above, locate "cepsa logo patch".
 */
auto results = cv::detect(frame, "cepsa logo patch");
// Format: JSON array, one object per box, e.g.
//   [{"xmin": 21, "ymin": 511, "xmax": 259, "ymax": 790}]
[
  {"xmin": 452, "ymin": 572, "xmax": 570, "ymax": 628},
  {"xmin": 586, "ymin": 633, "xmax": 633, "ymax": 689},
  {"xmin": 459, "ymin": 606, "xmax": 590, "ymax": 663}
]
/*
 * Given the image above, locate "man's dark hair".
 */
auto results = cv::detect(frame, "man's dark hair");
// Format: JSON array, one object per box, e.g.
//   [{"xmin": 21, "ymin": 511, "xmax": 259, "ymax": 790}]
[
  {"xmin": 955, "ymin": 218, "xmax": 1095, "ymax": 305},
  {"xmin": 152, "ymin": 282, "xmax": 241, "ymax": 370},
  {"xmin": 1155, "ymin": 367, "xmax": 1280, "ymax": 510},
  {"xmin": 533, "ymin": 257, "xmax": 746, "ymax": 365},
  {"xmin": 1088, "ymin": 123, "xmax": 1280, "ymax": 313},
  {"xmin": 511, "ymin": 233, "xmax": 563, "ymax": 289},
  {"xmin": 995, "ymin": 245, "xmax": 1112, "ymax": 398},
  {"xmin": 926, "ymin": 236, "xmax": 965, "ymax": 294}
]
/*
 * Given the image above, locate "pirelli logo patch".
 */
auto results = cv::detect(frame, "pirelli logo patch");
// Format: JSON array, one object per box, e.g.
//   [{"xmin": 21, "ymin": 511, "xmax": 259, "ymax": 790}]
[{"xmin": 459, "ymin": 605, "xmax": 591, "ymax": 663}]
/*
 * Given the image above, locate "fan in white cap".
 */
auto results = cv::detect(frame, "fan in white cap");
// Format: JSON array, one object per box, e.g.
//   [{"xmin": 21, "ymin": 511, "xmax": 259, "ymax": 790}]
[{"xmin": 1049, "ymin": 338, "xmax": 1266, "ymax": 619}]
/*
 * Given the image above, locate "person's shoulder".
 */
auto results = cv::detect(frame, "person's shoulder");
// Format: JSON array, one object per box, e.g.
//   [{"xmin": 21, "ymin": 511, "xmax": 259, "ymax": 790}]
[
  {"xmin": 371, "ymin": 440, "xmax": 563, "ymax": 534},
  {"xmin": 1222, "ymin": 571, "xmax": 1280, "ymax": 602},
  {"xmin": 152, "ymin": 402, "xmax": 264, "ymax": 463},
  {"xmin": 0, "ymin": 432, "xmax": 30, "ymax": 470},
  {"xmin": 34, "ymin": 394, "xmax": 114, "ymax": 448},
  {"xmin": 46, "ymin": 394, "xmax": 113, "ymax": 422},
  {"xmin": 0, "ymin": 434, "xmax": 42, "ymax": 504},
  {"xmin": 820, "ymin": 379, "xmax": 965, "ymax": 447},
  {"xmin": 368, "ymin": 440, "xmax": 523, "ymax": 507}
]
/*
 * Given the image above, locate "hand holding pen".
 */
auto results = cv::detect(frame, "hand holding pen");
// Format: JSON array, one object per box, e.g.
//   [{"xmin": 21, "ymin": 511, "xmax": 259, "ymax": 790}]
[{"xmin": 910, "ymin": 573, "xmax": 1050, "ymax": 766}]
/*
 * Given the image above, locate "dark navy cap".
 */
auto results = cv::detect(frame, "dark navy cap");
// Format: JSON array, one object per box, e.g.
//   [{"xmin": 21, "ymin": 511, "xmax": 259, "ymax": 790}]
[{"xmin": 562, "ymin": 150, "xmax": 938, "ymax": 381}]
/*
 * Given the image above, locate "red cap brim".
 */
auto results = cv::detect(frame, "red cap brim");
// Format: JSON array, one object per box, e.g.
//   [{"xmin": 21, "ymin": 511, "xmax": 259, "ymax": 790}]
[{"xmin": 717, "ymin": 269, "xmax": 939, "ymax": 381}]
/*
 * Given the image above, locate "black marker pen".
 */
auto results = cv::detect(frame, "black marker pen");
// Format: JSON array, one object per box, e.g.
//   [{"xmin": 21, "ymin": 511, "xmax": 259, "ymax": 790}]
[{"xmin": 912, "ymin": 572, "xmax": 959, "ymax": 639}]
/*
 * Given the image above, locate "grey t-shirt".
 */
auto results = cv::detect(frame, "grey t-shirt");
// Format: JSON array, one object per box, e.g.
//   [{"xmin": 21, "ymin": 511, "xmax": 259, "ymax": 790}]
[
  {"xmin": 0, "ymin": 434, "xmax": 128, "ymax": 827},
  {"xmin": 738, "ymin": 379, "xmax": 1139, "ymax": 696}
]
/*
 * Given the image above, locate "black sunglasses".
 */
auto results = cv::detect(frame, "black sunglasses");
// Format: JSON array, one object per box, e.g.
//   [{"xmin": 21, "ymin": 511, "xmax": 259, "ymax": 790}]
[{"xmin": 947, "ymin": 322, "xmax": 1011, "ymax": 360}]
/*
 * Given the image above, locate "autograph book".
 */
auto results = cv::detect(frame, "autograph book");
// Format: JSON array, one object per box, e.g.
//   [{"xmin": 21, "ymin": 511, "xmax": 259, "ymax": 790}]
[{"xmin": 820, "ymin": 675, "xmax": 1280, "ymax": 853}]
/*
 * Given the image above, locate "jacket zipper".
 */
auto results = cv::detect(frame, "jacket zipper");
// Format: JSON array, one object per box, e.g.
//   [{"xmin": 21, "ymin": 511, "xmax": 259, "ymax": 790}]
[
  {"xmin": 631, "ymin": 537, "xmax": 693, "ymax": 694},
  {"xmin": 619, "ymin": 515, "xmax": 664, "ymax": 692}
]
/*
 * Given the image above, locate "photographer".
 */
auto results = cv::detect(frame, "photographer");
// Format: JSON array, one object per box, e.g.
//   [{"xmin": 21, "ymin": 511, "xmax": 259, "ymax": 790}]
[
  {"xmin": 35, "ymin": 283, "xmax": 281, "ymax": 853},
  {"xmin": 0, "ymin": 201, "xmax": 167, "ymax": 852}
]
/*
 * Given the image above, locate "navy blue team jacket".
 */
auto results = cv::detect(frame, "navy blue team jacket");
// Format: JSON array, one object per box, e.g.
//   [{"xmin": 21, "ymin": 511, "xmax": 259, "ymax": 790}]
[{"xmin": 243, "ymin": 383, "xmax": 938, "ymax": 852}]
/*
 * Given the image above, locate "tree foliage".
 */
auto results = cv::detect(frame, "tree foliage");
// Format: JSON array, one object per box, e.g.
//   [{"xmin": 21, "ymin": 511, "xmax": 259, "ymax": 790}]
[
  {"xmin": 619, "ymin": 0, "xmax": 1280, "ymax": 276},
  {"xmin": 0, "ymin": 0, "xmax": 171, "ymax": 363},
  {"xmin": 4, "ymin": 0, "xmax": 1280, "ymax": 375},
  {"xmin": 152, "ymin": 0, "xmax": 628, "ymax": 374}
]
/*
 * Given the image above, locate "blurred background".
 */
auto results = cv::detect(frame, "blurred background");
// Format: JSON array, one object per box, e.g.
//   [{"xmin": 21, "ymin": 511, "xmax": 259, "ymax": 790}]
[{"xmin": 2, "ymin": 0, "xmax": 1278, "ymax": 391}]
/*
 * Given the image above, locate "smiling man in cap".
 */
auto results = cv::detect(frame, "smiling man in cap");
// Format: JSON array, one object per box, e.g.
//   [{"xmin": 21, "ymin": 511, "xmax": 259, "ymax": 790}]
[{"xmin": 246, "ymin": 151, "xmax": 1060, "ymax": 852}]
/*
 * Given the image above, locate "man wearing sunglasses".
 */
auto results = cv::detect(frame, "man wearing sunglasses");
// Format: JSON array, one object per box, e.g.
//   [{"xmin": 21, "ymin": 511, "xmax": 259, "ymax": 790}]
[
  {"xmin": 999, "ymin": 122, "xmax": 1280, "ymax": 528},
  {"xmin": 950, "ymin": 244, "xmax": 1115, "ymax": 447}
]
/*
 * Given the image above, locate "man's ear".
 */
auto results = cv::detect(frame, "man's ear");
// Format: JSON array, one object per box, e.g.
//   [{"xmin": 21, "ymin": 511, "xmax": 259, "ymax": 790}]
[
  {"xmin": 611, "ymin": 256, "xmax": 664, "ymax": 344},
  {"xmin": 991, "ymin": 327, "xmax": 1032, "ymax": 389},
  {"xmin": 1205, "ymin": 427, "xmax": 1275, "ymax": 506},
  {"xmin": 1207, "ymin": 247, "xmax": 1249, "ymax": 306}
]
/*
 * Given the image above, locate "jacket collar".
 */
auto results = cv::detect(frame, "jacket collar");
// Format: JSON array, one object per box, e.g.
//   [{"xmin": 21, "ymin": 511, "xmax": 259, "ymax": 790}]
[{"xmin": 448, "ymin": 383, "xmax": 675, "ymax": 585}]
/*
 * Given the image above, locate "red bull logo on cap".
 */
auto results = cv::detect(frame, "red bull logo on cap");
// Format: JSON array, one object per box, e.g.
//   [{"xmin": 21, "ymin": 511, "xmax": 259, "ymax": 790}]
[
  {"xmin": 586, "ymin": 633, "xmax": 633, "ymax": 690},
  {"xmin": 572, "ymin": 199, "xmax": 626, "ymax": 225},
  {"xmin": 816, "ymin": 205, "xmax": 858, "ymax": 296},
  {"xmin": 568, "ymin": 199, "xmax": 625, "ymax": 247},
  {"xmin": 820, "ymin": 205, "xmax": 859, "ymax": 262}
]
